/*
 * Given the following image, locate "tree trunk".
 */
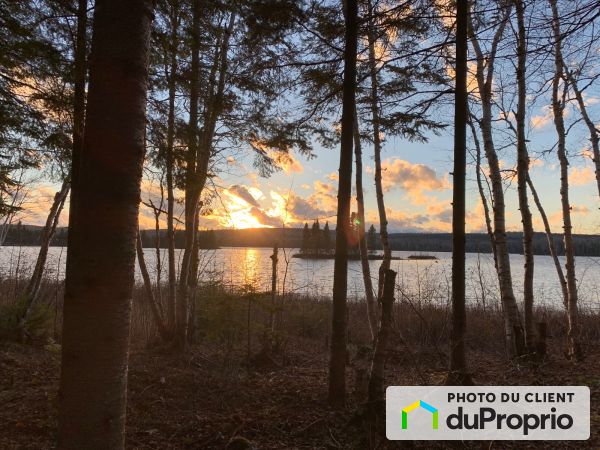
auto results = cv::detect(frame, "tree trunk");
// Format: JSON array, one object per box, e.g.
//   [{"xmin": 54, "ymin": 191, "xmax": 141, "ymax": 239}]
[
  {"xmin": 565, "ymin": 69, "xmax": 600, "ymax": 199},
  {"xmin": 468, "ymin": 117, "xmax": 497, "ymax": 268},
  {"xmin": 136, "ymin": 230, "xmax": 168, "ymax": 340},
  {"xmin": 20, "ymin": 180, "xmax": 69, "ymax": 336},
  {"xmin": 514, "ymin": 0, "xmax": 536, "ymax": 351},
  {"xmin": 66, "ymin": 0, "xmax": 88, "ymax": 228},
  {"xmin": 176, "ymin": 0, "xmax": 201, "ymax": 350},
  {"xmin": 269, "ymin": 243, "xmax": 278, "ymax": 349},
  {"xmin": 328, "ymin": 0, "xmax": 357, "ymax": 409},
  {"xmin": 366, "ymin": 0, "xmax": 391, "ymax": 302},
  {"xmin": 468, "ymin": 6, "xmax": 525, "ymax": 357},
  {"xmin": 165, "ymin": 2, "xmax": 178, "ymax": 334},
  {"xmin": 549, "ymin": 0, "xmax": 582, "ymax": 361},
  {"xmin": 353, "ymin": 110, "xmax": 377, "ymax": 341},
  {"xmin": 367, "ymin": 269, "xmax": 396, "ymax": 416},
  {"xmin": 527, "ymin": 175, "xmax": 568, "ymax": 307},
  {"xmin": 447, "ymin": 0, "xmax": 472, "ymax": 385},
  {"xmin": 57, "ymin": 0, "xmax": 153, "ymax": 448}
]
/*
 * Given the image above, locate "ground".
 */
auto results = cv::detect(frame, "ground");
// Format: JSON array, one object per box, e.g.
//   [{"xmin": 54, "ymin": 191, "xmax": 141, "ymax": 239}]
[{"xmin": 1, "ymin": 338, "xmax": 599, "ymax": 449}]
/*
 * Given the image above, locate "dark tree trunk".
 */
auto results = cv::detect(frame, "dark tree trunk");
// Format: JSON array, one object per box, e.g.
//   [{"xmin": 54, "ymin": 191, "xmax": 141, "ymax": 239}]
[
  {"xmin": 353, "ymin": 111, "xmax": 377, "ymax": 341},
  {"xmin": 166, "ymin": 2, "xmax": 179, "ymax": 334},
  {"xmin": 66, "ymin": 0, "xmax": 88, "ymax": 225},
  {"xmin": 57, "ymin": 0, "xmax": 153, "ymax": 448},
  {"xmin": 328, "ymin": 0, "xmax": 357, "ymax": 409},
  {"xmin": 176, "ymin": 0, "xmax": 201, "ymax": 350},
  {"xmin": 447, "ymin": 0, "xmax": 472, "ymax": 386},
  {"xmin": 136, "ymin": 230, "xmax": 168, "ymax": 340},
  {"xmin": 367, "ymin": 269, "xmax": 396, "ymax": 416},
  {"xmin": 514, "ymin": 0, "xmax": 536, "ymax": 351},
  {"xmin": 20, "ymin": 180, "xmax": 69, "ymax": 336}
]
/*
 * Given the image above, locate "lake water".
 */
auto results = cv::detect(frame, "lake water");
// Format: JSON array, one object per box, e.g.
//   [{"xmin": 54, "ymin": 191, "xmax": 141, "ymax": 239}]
[{"xmin": 1, "ymin": 246, "xmax": 599, "ymax": 310}]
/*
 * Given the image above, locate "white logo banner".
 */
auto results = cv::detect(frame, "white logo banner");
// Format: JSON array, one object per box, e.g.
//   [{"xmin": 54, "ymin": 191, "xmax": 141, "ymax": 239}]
[{"xmin": 386, "ymin": 386, "xmax": 590, "ymax": 441}]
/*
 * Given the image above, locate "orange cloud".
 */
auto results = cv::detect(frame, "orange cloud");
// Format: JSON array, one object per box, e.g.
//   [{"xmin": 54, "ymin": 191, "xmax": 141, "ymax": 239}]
[
  {"xmin": 380, "ymin": 159, "xmax": 450, "ymax": 206},
  {"xmin": 571, "ymin": 166, "xmax": 596, "ymax": 186}
]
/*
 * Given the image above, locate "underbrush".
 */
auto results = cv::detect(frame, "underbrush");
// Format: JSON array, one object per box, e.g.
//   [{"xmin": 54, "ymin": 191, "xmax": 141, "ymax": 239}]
[{"xmin": 2, "ymin": 276, "xmax": 599, "ymax": 363}]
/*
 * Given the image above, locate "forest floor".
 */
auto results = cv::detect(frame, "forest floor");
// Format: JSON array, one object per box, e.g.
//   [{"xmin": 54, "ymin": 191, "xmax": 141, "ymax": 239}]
[{"xmin": 1, "ymin": 336, "xmax": 600, "ymax": 449}]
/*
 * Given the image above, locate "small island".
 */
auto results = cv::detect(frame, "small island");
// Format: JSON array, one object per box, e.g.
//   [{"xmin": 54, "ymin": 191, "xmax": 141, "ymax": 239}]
[{"xmin": 293, "ymin": 218, "xmax": 402, "ymax": 260}]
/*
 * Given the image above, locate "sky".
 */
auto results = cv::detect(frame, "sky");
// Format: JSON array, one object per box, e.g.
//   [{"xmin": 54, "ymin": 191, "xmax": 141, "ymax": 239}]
[{"xmin": 18, "ymin": 96, "xmax": 600, "ymax": 236}]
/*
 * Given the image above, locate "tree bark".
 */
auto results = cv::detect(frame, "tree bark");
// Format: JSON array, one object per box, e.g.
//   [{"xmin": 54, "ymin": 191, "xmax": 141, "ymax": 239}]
[
  {"xmin": 565, "ymin": 68, "xmax": 600, "ymax": 199},
  {"xmin": 57, "ymin": 0, "xmax": 153, "ymax": 448},
  {"xmin": 165, "ymin": 1, "xmax": 179, "ymax": 334},
  {"xmin": 367, "ymin": 269, "xmax": 396, "ymax": 415},
  {"xmin": 136, "ymin": 230, "xmax": 168, "ymax": 340},
  {"xmin": 447, "ymin": 0, "xmax": 472, "ymax": 385},
  {"xmin": 176, "ymin": 0, "xmax": 201, "ymax": 350},
  {"xmin": 366, "ymin": 0, "xmax": 391, "ymax": 302},
  {"xmin": 353, "ymin": 110, "xmax": 377, "ymax": 341},
  {"xmin": 66, "ymin": 0, "xmax": 88, "ymax": 227},
  {"xmin": 468, "ymin": 117, "xmax": 497, "ymax": 269},
  {"xmin": 328, "ymin": 0, "xmax": 357, "ymax": 409},
  {"xmin": 468, "ymin": 5, "xmax": 524, "ymax": 357},
  {"xmin": 269, "ymin": 243, "xmax": 278, "ymax": 349},
  {"xmin": 514, "ymin": 0, "xmax": 536, "ymax": 351},
  {"xmin": 549, "ymin": 0, "xmax": 582, "ymax": 360},
  {"xmin": 20, "ymin": 180, "xmax": 69, "ymax": 335},
  {"xmin": 527, "ymin": 175, "xmax": 568, "ymax": 307}
]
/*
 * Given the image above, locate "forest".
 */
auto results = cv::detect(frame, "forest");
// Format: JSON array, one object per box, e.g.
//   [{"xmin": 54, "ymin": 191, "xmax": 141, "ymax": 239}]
[{"xmin": 2, "ymin": 0, "xmax": 600, "ymax": 448}]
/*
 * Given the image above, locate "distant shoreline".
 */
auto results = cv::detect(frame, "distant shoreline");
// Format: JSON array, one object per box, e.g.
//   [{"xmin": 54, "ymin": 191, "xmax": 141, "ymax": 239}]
[{"xmin": 2, "ymin": 225, "xmax": 600, "ymax": 257}]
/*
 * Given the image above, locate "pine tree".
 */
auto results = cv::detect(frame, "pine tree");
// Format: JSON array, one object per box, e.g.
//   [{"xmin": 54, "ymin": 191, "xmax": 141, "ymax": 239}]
[
  {"xmin": 312, "ymin": 219, "xmax": 322, "ymax": 256},
  {"xmin": 323, "ymin": 221, "xmax": 332, "ymax": 254},
  {"xmin": 301, "ymin": 223, "xmax": 310, "ymax": 254},
  {"xmin": 367, "ymin": 224, "xmax": 377, "ymax": 252}
]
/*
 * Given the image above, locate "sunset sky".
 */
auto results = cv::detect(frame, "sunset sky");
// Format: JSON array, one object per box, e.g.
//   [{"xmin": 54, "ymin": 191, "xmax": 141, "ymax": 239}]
[{"xmin": 18, "ymin": 95, "xmax": 600, "ymax": 235}]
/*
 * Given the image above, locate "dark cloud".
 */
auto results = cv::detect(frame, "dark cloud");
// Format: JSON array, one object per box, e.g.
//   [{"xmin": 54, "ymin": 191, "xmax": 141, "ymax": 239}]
[{"xmin": 228, "ymin": 184, "xmax": 260, "ymax": 207}]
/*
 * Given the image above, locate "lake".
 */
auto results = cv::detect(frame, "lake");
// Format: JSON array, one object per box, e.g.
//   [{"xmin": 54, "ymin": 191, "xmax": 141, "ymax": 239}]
[{"xmin": 1, "ymin": 246, "xmax": 599, "ymax": 310}]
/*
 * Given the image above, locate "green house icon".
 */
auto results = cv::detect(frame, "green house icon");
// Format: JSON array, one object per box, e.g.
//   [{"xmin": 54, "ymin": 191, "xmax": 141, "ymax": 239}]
[{"xmin": 402, "ymin": 400, "xmax": 438, "ymax": 430}]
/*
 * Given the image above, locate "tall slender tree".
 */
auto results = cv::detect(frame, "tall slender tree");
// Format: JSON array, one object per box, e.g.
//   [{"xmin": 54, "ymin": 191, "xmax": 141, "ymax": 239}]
[
  {"xmin": 514, "ymin": 0, "xmax": 536, "ymax": 351},
  {"xmin": 447, "ymin": 0, "xmax": 472, "ymax": 386},
  {"xmin": 354, "ymin": 111, "xmax": 377, "ymax": 340},
  {"xmin": 468, "ymin": 2, "xmax": 524, "ymax": 357},
  {"xmin": 548, "ymin": 0, "xmax": 582, "ymax": 360},
  {"xmin": 329, "ymin": 0, "xmax": 357, "ymax": 409},
  {"xmin": 58, "ymin": 0, "xmax": 153, "ymax": 447}
]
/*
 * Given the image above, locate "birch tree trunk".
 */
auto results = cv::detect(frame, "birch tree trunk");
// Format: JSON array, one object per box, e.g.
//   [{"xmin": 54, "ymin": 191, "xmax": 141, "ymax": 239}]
[
  {"xmin": 468, "ymin": 118, "xmax": 497, "ymax": 268},
  {"xmin": 549, "ymin": 0, "xmax": 582, "ymax": 360},
  {"xmin": 527, "ymin": 175, "xmax": 568, "ymax": 307},
  {"xmin": 469, "ymin": 6, "xmax": 525, "ymax": 357},
  {"xmin": 329, "ymin": 0, "xmax": 357, "ymax": 409},
  {"xmin": 366, "ymin": 0, "xmax": 391, "ymax": 302},
  {"xmin": 58, "ymin": 0, "xmax": 153, "ymax": 447},
  {"xmin": 514, "ymin": 0, "xmax": 536, "ymax": 351},
  {"xmin": 353, "ymin": 110, "xmax": 377, "ymax": 341},
  {"xmin": 565, "ymin": 68, "xmax": 600, "ymax": 199}
]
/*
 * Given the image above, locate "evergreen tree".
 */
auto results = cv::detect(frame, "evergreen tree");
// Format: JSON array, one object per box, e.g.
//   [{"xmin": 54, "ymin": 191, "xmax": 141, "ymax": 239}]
[
  {"xmin": 323, "ymin": 221, "xmax": 331, "ymax": 254},
  {"xmin": 367, "ymin": 224, "xmax": 377, "ymax": 252},
  {"xmin": 301, "ymin": 222, "xmax": 310, "ymax": 254},
  {"xmin": 311, "ymin": 219, "xmax": 322, "ymax": 256}
]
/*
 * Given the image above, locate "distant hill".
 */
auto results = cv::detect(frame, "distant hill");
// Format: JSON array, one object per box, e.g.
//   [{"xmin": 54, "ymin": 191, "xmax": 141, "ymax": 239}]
[{"xmin": 2, "ymin": 224, "xmax": 600, "ymax": 256}]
